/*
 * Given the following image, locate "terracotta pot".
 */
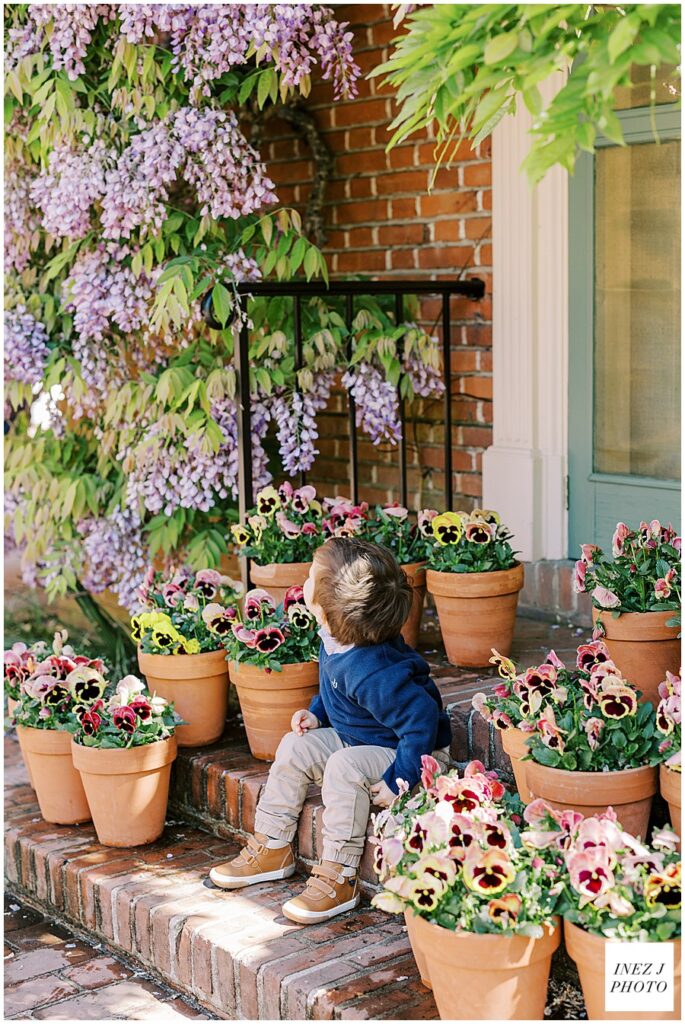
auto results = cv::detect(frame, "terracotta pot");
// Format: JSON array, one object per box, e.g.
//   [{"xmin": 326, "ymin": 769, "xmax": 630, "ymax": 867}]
[
  {"xmin": 660, "ymin": 764, "xmax": 681, "ymax": 843},
  {"xmin": 7, "ymin": 696, "xmax": 18, "ymax": 718},
  {"xmin": 16, "ymin": 726, "xmax": 91, "ymax": 825},
  {"xmin": 502, "ymin": 727, "xmax": 533, "ymax": 803},
  {"xmin": 404, "ymin": 909, "xmax": 432, "ymax": 989},
  {"xmin": 526, "ymin": 762, "xmax": 657, "ymax": 838},
  {"xmin": 138, "ymin": 648, "xmax": 229, "ymax": 748},
  {"xmin": 565, "ymin": 919, "xmax": 681, "ymax": 1020},
  {"xmin": 400, "ymin": 562, "xmax": 427, "ymax": 649},
  {"xmin": 426, "ymin": 563, "xmax": 524, "ymax": 667},
  {"xmin": 8, "ymin": 699, "xmax": 36, "ymax": 789},
  {"xmin": 592, "ymin": 608, "xmax": 680, "ymax": 708},
  {"xmin": 229, "ymin": 660, "xmax": 319, "ymax": 761},
  {"xmin": 250, "ymin": 561, "xmax": 312, "ymax": 607},
  {"xmin": 410, "ymin": 911, "xmax": 560, "ymax": 1019},
  {"xmin": 71, "ymin": 735, "xmax": 177, "ymax": 847}
]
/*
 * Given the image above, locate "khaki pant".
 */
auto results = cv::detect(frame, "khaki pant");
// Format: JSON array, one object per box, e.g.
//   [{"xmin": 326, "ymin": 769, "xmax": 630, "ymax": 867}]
[{"xmin": 254, "ymin": 728, "xmax": 451, "ymax": 868}]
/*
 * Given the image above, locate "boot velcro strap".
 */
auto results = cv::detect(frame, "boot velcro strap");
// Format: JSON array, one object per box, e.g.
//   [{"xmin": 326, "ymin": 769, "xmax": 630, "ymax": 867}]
[
  {"xmin": 305, "ymin": 874, "xmax": 337, "ymax": 900},
  {"xmin": 244, "ymin": 835, "xmax": 266, "ymax": 862},
  {"xmin": 313, "ymin": 863, "xmax": 343, "ymax": 884}
]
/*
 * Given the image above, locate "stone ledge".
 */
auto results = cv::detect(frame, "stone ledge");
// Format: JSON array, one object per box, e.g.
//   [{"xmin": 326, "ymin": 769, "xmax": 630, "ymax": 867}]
[{"xmin": 4, "ymin": 736, "xmax": 438, "ymax": 1020}]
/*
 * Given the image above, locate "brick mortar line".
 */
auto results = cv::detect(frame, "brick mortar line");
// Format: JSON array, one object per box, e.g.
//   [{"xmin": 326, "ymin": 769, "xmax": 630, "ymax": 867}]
[{"xmin": 3, "ymin": 883, "xmax": 223, "ymax": 1020}]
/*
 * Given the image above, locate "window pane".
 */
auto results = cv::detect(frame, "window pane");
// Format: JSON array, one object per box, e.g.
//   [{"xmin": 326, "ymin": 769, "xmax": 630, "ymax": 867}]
[
  {"xmin": 613, "ymin": 63, "xmax": 680, "ymax": 110},
  {"xmin": 594, "ymin": 139, "xmax": 681, "ymax": 481}
]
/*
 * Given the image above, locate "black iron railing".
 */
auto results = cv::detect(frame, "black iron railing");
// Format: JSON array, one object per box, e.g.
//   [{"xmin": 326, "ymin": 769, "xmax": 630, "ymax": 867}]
[{"xmin": 234, "ymin": 278, "xmax": 485, "ymax": 524}]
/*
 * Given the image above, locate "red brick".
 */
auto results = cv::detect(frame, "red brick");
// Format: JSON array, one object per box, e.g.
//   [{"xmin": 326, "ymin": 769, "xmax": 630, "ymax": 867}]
[
  {"xmin": 464, "ymin": 216, "xmax": 492, "ymax": 240},
  {"xmin": 4, "ymin": 945, "xmax": 95, "ymax": 985},
  {"xmin": 335, "ymin": 199, "xmax": 389, "ymax": 224},
  {"xmin": 377, "ymin": 223, "xmax": 425, "ymax": 246},
  {"xmin": 459, "ymin": 376, "xmax": 493, "ymax": 400},
  {"xmin": 62, "ymin": 956, "xmax": 132, "ymax": 989},
  {"xmin": 389, "ymin": 197, "xmax": 417, "ymax": 219},
  {"xmin": 375, "ymin": 169, "xmax": 428, "ymax": 196},
  {"xmin": 4, "ymin": 975, "xmax": 80, "ymax": 1016},
  {"xmin": 334, "ymin": 99, "xmax": 389, "ymax": 127}
]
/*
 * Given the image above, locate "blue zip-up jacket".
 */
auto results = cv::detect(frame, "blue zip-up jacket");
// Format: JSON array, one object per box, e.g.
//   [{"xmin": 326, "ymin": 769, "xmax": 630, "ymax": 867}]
[{"xmin": 308, "ymin": 636, "xmax": 452, "ymax": 794}]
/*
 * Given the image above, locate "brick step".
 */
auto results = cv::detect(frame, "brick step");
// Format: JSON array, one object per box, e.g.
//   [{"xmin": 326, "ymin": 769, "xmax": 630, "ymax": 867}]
[{"xmin": 4, "ymin": 736, "xmax": 439, "ymax": 1020}]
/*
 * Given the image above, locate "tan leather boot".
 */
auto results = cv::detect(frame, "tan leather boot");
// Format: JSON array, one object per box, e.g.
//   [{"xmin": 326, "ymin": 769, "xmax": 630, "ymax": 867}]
[
  {"xmin": 281, "ymin": 861, "xmax": 360, "ymax": 924},
  {"xmin": 209, "ymin": 833, "xmax": 295, "ymax": 890}
]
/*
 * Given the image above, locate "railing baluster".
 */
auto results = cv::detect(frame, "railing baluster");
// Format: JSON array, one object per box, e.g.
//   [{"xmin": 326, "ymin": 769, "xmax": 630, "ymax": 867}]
[
  {"xmin": 235, "ymin": 299, "xmax": 253, "ymax": 590},
  {"xmin": 395, "ymin": 292, "xmax": 408, "ymax": 508},
  {"xmin": 442, "ymin": 292, "xmax": 453, "ymax": 511},
  {"xmin": 345, "ymin": 294, "xmax": 359, "ymax": 504},
  {"xmin": 293, "ymin": 294, "xmax": 306, "ymax": 488}
]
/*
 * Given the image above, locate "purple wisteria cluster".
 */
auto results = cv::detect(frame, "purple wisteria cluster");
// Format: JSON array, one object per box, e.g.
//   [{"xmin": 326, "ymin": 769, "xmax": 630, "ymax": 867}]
[
  {"xmin": 4, "ymin": 308, "xmax": 50, "ymax": 387},
  {"xmin": 78, "ymin": 507, "xmax": 149, "ymax": 611},
  {"xmin": 4, "ymin": 161, "xmax": 40, "ymax": 274},
  {"xmin": 342, "ymin": 363, "xmax": 403, "ymax": 446},
  {"xmin": 272, "ymin": 373, "xmax": 334, "ymax": 475},
  {"xmin": 10, "ymin": 5, "xmax": 359, "ymax": 103},
  {"xmin": 30, "ymin": 138, "xmax": 110, "ymax": 240}
]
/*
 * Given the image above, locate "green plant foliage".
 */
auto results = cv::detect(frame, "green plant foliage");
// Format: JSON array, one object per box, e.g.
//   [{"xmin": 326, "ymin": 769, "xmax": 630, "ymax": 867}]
[{"xmin": 374, "ymin": 4, "xmax": 680, "ymax": 182}]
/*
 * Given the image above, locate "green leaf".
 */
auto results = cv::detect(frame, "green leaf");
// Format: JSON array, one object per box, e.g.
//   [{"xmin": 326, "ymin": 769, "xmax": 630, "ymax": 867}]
[
  {"xmin": 303, "ymin": 246, "xmax": 319, "ymax": 280},
  {"xmin": 211, "ymin": 283, "xmax": 233, "ymax": 327},
  {"xmin": 484, "ymin": 31, "xmax": 519, "ymax": 65},
  {"xmin": 608, "ymin": 12, "xmax": 643, "ymax": 64}
]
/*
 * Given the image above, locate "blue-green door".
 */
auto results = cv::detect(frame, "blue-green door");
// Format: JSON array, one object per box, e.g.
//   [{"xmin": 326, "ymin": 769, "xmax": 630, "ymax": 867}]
[{"xmin": 568, "ymin": 101, "xmax": 681, "ymax": 556}]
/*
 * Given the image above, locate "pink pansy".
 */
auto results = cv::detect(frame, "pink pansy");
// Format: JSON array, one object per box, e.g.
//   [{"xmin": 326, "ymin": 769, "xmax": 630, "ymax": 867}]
[
  {"xmin": 492, "ymin": 710, "xmax": 513, "ymax": 730},
  {"xmin": 573, "ymin": 559, "xmax": 587, "ymax": 594},
  {"xmin": 593, "ymin": 889, "xmax": 634, "ymax": 917},
  {"xmin": 404, "ymin": 811, "xmax": 449, "ymax": 855},
  {"xmin": 654, "ymin": 578, "xmax": 671, "ymax": 600},
  {"xmin": 612, "ymin": 521, "xmax": 631, "ymax": 557},
  {"xmin": 162, "ymin": 583, "xmax": 185, "ymax": 607},
  {"xmin": 183, "ymin": 592, "xmax": 200, "ymax": 612},
  {"xmin": 651, "ymin": 827, "xmax": 680, "ymax": 852},
  {"xmin": 243, "ymin": 589, "xmax": 276, "ymax": 620},
  {"xmin": 493, "ymin": 681, "xmax": 511, "ymax": 699},
  {"xmin": 537, "ymin": 705, "xmax": 565, "ymax": 751},
  {"xmin": 575, "ymin": 817, "xmax": 623, "ymax": 860},
  {"xmin": 441, "ymin": 812, "xmax": 479, "ymax": 862},
  {"xmin": 580, "ymin": 543, "xmax": 600, "ymax": 565},
  {"xmin": 417, "ymin": 508, "xmax": 438, "ymax": 537},
  {"xmin": 521, "ymin": 827, "xmax": 561, "ymax": 850},
  {"xmin": 276, "ymin": 510, "xmax": 302, "ymax": 538},
  {"xmin": 254, "ymin": 627, "xmax": 285, "ymax": 653},
  {"xmin": 584, "ymin": 717, "xmax": 604, "ymax": 750},
  {"xmin": 420, "ymin": 754, "xmax": 441, "ymax": 791},
  {"xmin": 383, "ymin": 503, "xmax": 409, "ymax": 521},
  {"xmin": 370, "ymin": 890, "xmax": 405, "ymax": 914},
  {"xmin": 471, "ymin": 692, "xmax": 492, "ymax": 721},
  {"xmin": 518, "ymin": 719, "xmax": 536, "ymax": 733},
  {"xmin": 196, "ymin": 568, "xmax": 222, "ymax": 586},
  {"xmin": 589, "ymin": 660, "xmax": 621, "ymax": 685},
  {"xmin": 414, "ymin": 854, "xmax": 458, "ymax": 886},
  {"xmin": 23, "ymin": 674, "xmax": 60, "ymax": 700},
  {"xmin": 283, "ymin": 585, "xmax": 305, "ymax": 612},
  {"xmin": 665, "ymin": 749, "xmax": 681, "ymax": 769},
  {"xmin": 523, "ymin": 798, "xmax": 558, "ymax": 827},
  {"xmin": 545, "ymin": 649, "xmax": 565, "ymax": 671},
  {"xmin": 566, "ymin": 848, "xmax": 615, "ymax": 907},
  {"xmin": 593, "ymin": 585, "xmax": 620, "ymax": 609},
  {"xmin": 301, "ymin": 523, "xmax": 318, "ymax": 535},
  {"xmin": 378, "ymin": 836, "xmax": 405, "ymax": 872},
  {"xmin": 291, "ymin": 486, "xmax": 317, "ymax": 513},
  {"xmin": 278, "ymin": 481, "xmax": 294, "ymax": 503},
  {"xmin": 231, "ymin": 623, "xmax": 257, "ymax": 648},
  {"xmin": 576, "ymin": 640, "xmax": 611, "ymax": 672}
]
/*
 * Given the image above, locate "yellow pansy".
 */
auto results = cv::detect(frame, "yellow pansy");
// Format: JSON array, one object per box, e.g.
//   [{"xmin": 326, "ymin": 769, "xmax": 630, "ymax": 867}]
[
  {"xmin": 432, "ymin": 512, "xmax": 464, "ymax": 546},
  {"xmin": 255, "ymin": 486, "xmax": 280, "ymax": 518},
  {"xmin": 182, "ymin": 638, "xmax": 201, "ymax": 655},
  {"xmin": 231, "ymin": 524, "xmax": 251, "ymax": 546}
]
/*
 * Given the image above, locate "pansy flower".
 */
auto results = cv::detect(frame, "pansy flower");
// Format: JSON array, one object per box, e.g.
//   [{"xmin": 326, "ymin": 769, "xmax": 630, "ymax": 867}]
[
  {"xmin": 431, "ymin": 511, "xmax": 463, "ymax": 545},
  {"xmin": 244, "ymin": 589, "xmax": 276, "ymax": 621},
  {"xmin": 537, "ymin": 705, "xmax": 565, "ymax": 751},
  {"xmin": 66, "ymin": 666, "xmax": 107, "ymax": 704},
  {"xmin": 202, "ymin": 602, "xmax": 237, "ymax": 636},
  {"xmin": 75, "ymin": 700, "xmax": 103, "ymax": 736},
  {"xmin": 576, "ymin": 640, "xmax": 611, "ymax": 672},
  {"xmin": 597, "ymin": 684, "xmax": 638, "ymax": 719},
  {"xmin": 283, "ymin": 586, "xmax": 306, "ymax": 612},
  {"xmin": 644, "ymin": 862, "xmax": 681, "ymax": 909},
  {"xmin": 130, "ymin": 696, "xmax": 152, "ymax": 721},
  {"xmin": 44, "ymin": 684, "xmax": 69, "ymax": 707},
  {"xmin": 487, "ymin": 892, "xmax": 522, "ymax": 926},
  {"xmin": 463, "ymin": 849, "xmax": 516, "ymax": 896},
  {"xmin": 287, "ymin": 605, "xmax": 314, "ymax": 630},
  {"xmin": 112, "ymin": 705, "xmax": 138, "ymax": 734},
  {"xmin": 465, "ymin": 520, "xmax": 492, "ymax": 544},
  {"xmin": 489, "ymin": 648, "xmax": 517, "ymax": 680},
  {"xmin": 254, "ymin": 627, "xmax": 285, "ymax": 654},
  {"xmin": 584, "ymin": 716, "xmax": 604, "ymax": 750},
  {"xmin": 231, "ymin": 524, "xmax": 251, "ymax": 546},
  {"xmin": 255, "ymin": 486, "xmax": 280, "ymax": 517},
  {"xmin": 566, "ymin": 848, "xmax": 614, "ymax": 907},
  {"xmin": 276, "ymin": 510, "xmax": 301, "ymax": 538},
  {"xmin": 291, "ymin": 485, "xmax": 317, "ymax": 513},
  {"xmin": 194, "ymin": 569, "xmax": 222, "ymax": 599},
  {"xmin": 231, "ymin": 623, "xmax": 258, "ymax": 649},
  {"xmin": 414, "ymin": 854, "xmax": 457, "ymax": 886},
  {"xmin": 471, "ymin": 508, "xmax": 501, "ymax": 526},
  {"xmin": 407, "ymin": 874, "xmax": 446, "ymax": 911},
  {"xmin": 417, "ymin": 509, "xmax": 438, "ymax": 537}
]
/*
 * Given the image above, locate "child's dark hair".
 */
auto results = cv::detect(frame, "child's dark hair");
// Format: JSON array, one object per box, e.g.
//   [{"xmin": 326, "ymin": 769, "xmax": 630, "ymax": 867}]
[{"xmin": 313, "ymin": 537, "xmax": 413, "ymax": 646}]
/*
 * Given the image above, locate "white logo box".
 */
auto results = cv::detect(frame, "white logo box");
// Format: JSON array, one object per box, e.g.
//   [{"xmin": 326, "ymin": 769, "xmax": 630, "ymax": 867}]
[{"xmin": 605, "ymin": 942, "xmax": 675, "ymax": 1014}]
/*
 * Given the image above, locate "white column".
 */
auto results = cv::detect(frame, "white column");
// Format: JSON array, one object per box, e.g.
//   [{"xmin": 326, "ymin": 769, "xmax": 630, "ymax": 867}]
[{"xmin": 482, "ymin": 77, "xmax": 569, "ymax": 560}]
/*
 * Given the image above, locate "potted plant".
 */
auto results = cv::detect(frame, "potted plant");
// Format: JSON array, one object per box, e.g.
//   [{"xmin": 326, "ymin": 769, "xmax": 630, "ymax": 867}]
[
  {"xmin": 222, "ymin": 586, "xmax": 320, "ymax": 760},
  {"xmin": 513, "ymin": 644, "xmax": 662, "ymax": 838},
  {"xmin": 574, "ymin": 521, "xmax": 681, "ymax": 706},
  {"xmin": 367, "ymin": 504, "xmax": 437, "ymax": 648},
  {"xmin": 134, "ymin": 566, "xmax": 242, "ymax": 747},
  {"xmin": 525, "ymin": 803, "xmax": 681, "ymax": 1021},
  {"xmin": 424, "ymin": 508, "xmax": 524, "ymax": 667},
  {"xmin": 471, "ymin": 647, "xmax": 568, "ymax": 803},
  {"xmin": 5, "ymin": 640, "xmax": 49, "ymax": 787},
  {"xmin": 14, "ymin": 631, "xmax": 108, "ymax": 824},
  {"xmin": 71, "ymin": 674, "xmax": 180, "ymax": 847},
  {"xmin": 370, "ymin": 757, "xmax": 561, "ymax": 1020},
  {"xmin": 656, "ymin": 671, "xmax": 681, "ymax": 842},
  {"xmin": 232, "ymin": 483, "xmax": 325, "ymax": 604}
]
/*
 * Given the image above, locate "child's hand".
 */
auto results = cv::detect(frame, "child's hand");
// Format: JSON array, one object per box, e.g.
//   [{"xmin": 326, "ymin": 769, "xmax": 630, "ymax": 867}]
[
  {"xmin": 370, "ymin": 780, "xmax": 395, "ymax": 808},
  {"xmin": 291, "ymin": 709, "xmax": 319, "ymax": 735}
]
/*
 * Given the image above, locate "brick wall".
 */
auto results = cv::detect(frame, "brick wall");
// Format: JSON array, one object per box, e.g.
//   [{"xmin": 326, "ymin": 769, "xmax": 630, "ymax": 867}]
[{"xmin": 260, "ymin": 3, "xmax": 493, "ymax": 511}]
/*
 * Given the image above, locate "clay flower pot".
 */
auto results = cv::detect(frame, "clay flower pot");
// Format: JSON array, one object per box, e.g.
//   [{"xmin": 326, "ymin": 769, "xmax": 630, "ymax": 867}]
[
  {"xmin": 400, "ymin": 562, "xmax": 427, "ymax": 649},
  {"xmin": 426, "ymin": 563, "xmax": 524, "ymax": 667},
  {"xmin": 229, "ymin": 660, "xmax": 320, "ymax": 761},
  {"xmin": 250, "ymin": 561, "xmax": 312, "ymax": 607},
  {"xmin": 565, "ymin": 920, "xmax": 681, "ymax": 1020},
  {"xmin": 501, "ymin": 727, "xmax": 533, "ymax": 803},
  {"xmin": 71, "ymin": 735, "xmax": 177, "ymax": 847},
  {"xmin": 660, "ymin": 764, "xmax": 681, "ymax": 842},
  {"xmin": 592, "ymin": 609, "xmax": 680, "ymax": 708},
  {"xmin": 16, "ymin": 726, "xmax": 90, "ymax": 825},
  {"xmin": 525, "ymin": 762, "xmax": 657, "ymax": 838},
  {"xmin": 7, "ymin": 696, "xmax": 18, "ymax": 718},
  {"xmin": 138, "ymin": 648, "xmax": 228, "ymax": 748},
  {"xmin": 410, "ymin": 911, "xmax": 561, "ymax": 1019},
  {"xmin": 404, "ymin": 909, "xmax": 432, "ymax": 989},
  {"xmin": 6, "ymin": 698, "xmax": 35, "ymax": 789}
]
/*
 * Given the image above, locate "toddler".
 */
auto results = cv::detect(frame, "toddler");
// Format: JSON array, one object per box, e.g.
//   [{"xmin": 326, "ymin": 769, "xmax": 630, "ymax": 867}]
[{"xmin": 209, "ymin": 537, "xmax": 452, "ymax": 924}]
